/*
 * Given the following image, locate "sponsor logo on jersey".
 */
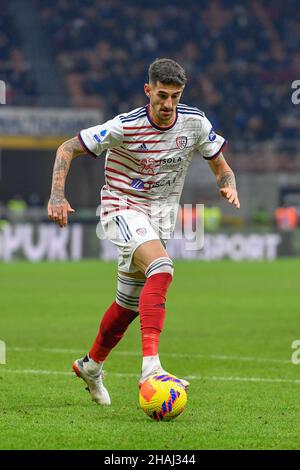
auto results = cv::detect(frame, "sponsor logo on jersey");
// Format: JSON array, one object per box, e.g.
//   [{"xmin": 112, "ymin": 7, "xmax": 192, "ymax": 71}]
[
  {"xmin": 208, "ymin": 127, "xmax": 216, "ymax": 142},
  {"xmin": 160, "ymin": 156, "xmax": 182, "ymax": 168},
  {"xmin": 176, "ymin": 136, "xmax": 187, "ymax": 149},
  {"xmin": 150, "ymin": 176, "xmax": 177, "ymax": 189},
  {"xmin": 136, "ymin": 227, "xmax": 147, "ymax": 236},
  {"xmin": 131, "ymin": 178, "xmax": 145, "ymax": 190},
  {"xmin": 139, "ymin": 158, "xmax": 156, "ymax": 174},
  {"xmin": 93, "ymin": 129, "xmax": 107, "ymax": 143}
]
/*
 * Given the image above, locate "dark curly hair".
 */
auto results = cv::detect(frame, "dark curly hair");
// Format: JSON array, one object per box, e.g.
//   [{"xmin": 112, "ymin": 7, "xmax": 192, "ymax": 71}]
[{"xmin": 148, "ymin": 58, "xmax": 187, "ymax": 87}]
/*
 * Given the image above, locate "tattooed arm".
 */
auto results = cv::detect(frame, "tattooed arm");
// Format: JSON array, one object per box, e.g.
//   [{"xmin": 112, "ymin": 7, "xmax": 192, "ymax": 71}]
[
  {"xmin": 48, "ymin": 136, "xmax": 85, "ymax": 227},
  {"xmin": 208, "ymin": 153, "xmax": 240, "ymax": 208}
]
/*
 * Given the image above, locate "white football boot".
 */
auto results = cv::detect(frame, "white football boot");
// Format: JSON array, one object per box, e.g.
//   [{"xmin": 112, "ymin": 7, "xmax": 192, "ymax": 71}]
[{"xmin": 72, "ymin": 357, "xmax": 111, "ymax": 405}]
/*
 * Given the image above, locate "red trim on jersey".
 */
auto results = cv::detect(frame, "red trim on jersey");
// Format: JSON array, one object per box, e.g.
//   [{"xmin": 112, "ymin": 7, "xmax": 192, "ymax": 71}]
[
  {"xmin": 102, "ymin": 203, "xmax": 146, "ymax": 212},
  {"xmin": 123, "ymin": 125, "xmax": 153, "ymax": 129},
  {"xmin": 106, "ymin": 175, "xmax": 155, "ymax": 190},
  {"xmin": 106, "ymin": 167, "xmax": 155, "ymax": 184},
  {"xmin": 107, "ymin": 156, "xmax": 161, "ymax": 176},
  {"xmin": 103, "ymin": 207, "xmax": 147, "ymax": 216},
  {"xmin": 116, "ymin": 147, "xmax": 161, "ymax": 167},
  {"xmin": 112, "ymin": 146, "xmax": 138, "ymax": 159},
  {"xmin": 102, "ymin": 196, "xmax": 124, "ymax": 202},
  {"xmin": 123, "ymin": 140, "xmax": 165, "ymax": 144},
  {"xmin": 103, "ymin": 204, "xmax": 130, "ymax": 210},
  {"xmin": 107, "ymin": 157, "xmax": 140, "ymax": 173},
  {"xmin": 103, "ymin": 203, "xmax": 130, "ymax": 208},
  {"xmin": 106, "ymin": 169, "xmax": 156, "ymax": 186},
  {"xmin": 107, "ymin": 182, "xmax": 152, "ymax": 200},
  {"xmin": 77, "ymin": 132, "xmax": 98, "ymax": 159},
  {"xmin": 146, "ymin": 104, "xmax": 178, "ymax": 131},
  {"xmin": 110, "ymin": 149, "xmax": 139, "ymax": 166},
  {"xmin": 123, "ymin": 132, "xmax": 163, "ymax": 136},
  {"xmin": 119, "ymin": 145, "xmax": 146, "ymax": 157},
  {"xmin": 203, "ymin": 140, "xmax": 228, "ymax": 160},
  {"xmin": 103, "ymin": 208, "xmax": 130, "ymax": 216},
  {"xmin": 106, "ymin": 175, "xmax": 134, "ymax": 187},
  {"xmin": 106, "ymin": 166, "xmax": 134, "ymax": 180},
  {"xmin": 107, "ymin": 157, "xmax": 161, "ymax": 177},
  {"xmin": 126, "ymin": 148, "xmax": 171, "ymax": 154}
]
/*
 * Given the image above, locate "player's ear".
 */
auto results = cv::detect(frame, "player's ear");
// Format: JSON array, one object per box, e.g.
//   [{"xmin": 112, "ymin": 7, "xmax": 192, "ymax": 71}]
[{"xmin": 144, "ymin": 83, "xmax": 151, "ymax": 98}]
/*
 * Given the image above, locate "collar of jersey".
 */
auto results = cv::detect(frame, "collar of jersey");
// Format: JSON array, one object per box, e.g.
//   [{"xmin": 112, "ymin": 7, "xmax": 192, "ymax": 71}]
[{"xmin": 146, "ymin": 104, "xmax": 178, "ymax": 131}]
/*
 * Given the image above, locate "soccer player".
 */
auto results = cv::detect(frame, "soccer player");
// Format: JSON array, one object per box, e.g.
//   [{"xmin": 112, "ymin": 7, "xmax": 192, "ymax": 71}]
[{"xmin": 48, "ymin": 59, "xmax": 240, "ymax": 405}]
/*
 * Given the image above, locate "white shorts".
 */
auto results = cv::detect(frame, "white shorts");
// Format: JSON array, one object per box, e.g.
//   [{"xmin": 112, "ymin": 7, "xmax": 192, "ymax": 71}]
[{"xmin": 101, "ymin": 210, "xmax": 165, "ymax": 273}]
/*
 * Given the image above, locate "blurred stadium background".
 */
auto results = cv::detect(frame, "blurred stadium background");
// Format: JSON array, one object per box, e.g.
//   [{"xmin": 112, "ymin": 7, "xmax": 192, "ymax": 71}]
[{"xmin": 0, "ymin": 0, "xmax": 299, "ymax": 261}]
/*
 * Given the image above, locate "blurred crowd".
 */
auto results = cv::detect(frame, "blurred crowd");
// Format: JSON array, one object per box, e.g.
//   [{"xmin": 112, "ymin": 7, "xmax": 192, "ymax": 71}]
[
  {"xmin": 2, "ymin": 0, "xmax": 300, "ymax": 144},
  {"xmin": 35, "ymin": 0, "xmax": 300, "ymax": 144},
  {"xmin": 0, "ymin": 5, "xmax": 37, "ymax": 105}
]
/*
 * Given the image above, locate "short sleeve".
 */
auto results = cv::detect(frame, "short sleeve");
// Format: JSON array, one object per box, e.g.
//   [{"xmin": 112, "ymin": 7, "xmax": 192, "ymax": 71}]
[
  {"xmin": 196, "ymin": 115, "xmax": 227, "ymax": 160},
  {"xmin": 78, "ymin": 115, "xmax": 123, "ymax": 158}
]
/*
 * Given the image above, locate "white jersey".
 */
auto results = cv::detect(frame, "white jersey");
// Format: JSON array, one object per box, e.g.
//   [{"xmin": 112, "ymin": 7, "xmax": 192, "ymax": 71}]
[{"xmin": 79, "ymin": 104, "xmax": 226, "ymax": 239}]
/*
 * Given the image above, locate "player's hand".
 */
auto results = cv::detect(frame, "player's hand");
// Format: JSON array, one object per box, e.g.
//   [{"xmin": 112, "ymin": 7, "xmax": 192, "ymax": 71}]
[
  {"xmin": 48, "ymin": 196, "xmax": 75, "ymax": 227},
  {"xmin": 219, "ymin": 187, "xmax": 240, "ymax": 209}
]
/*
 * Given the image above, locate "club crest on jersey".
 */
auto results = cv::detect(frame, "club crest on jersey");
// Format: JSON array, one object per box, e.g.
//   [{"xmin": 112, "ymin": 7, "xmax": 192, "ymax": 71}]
[
  {"xmin": 176, "ymin": 136, "xmax": 187, "ymax": 149},
  {"xmin": 139, "ymin": 158, "xmax": 156, "ymax": 174},
  {"xmin": 136, "ymin": 227, "xmax": 147, "ymax": 236}
]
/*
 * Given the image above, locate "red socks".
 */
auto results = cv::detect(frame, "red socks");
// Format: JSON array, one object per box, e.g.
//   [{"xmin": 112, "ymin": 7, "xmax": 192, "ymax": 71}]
[
  {"xmin": 89, "ymin": 301, "xmax": 138, "ymax": 362},
  {"xmin": 139, "ymin": 273, "xmax": 173, "ymax": 356},
  {"xmin": 89, "ymin": 272, "xmax": 172, "ymax": 362}
]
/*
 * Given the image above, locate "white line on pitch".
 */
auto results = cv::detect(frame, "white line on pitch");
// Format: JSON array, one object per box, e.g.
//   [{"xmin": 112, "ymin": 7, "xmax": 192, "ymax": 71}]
[
  {"xmin": 1, "ymin": 368, "xmax": 300, "ymax": 385},
  {"xmin": 7, "ymin": 347, "xmax": 290, "ymax": 364}
]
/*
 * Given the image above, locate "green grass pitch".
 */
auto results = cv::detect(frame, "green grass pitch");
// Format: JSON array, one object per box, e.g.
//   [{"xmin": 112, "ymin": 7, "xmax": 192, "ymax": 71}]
[{"xmin": 1, "ymin": 259, "xmax": 300, "ymax": 450}]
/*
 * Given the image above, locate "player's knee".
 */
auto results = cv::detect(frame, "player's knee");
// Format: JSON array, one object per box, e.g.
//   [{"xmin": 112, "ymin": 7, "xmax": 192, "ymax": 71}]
[{"xmin": 145, "ymin": 257, "xmax": 174, "ymax": 278}]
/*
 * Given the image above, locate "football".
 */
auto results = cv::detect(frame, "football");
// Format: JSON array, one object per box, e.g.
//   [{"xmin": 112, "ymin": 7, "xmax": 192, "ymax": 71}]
[{"xmin": 139, "ymin": 374, "xmax": 188, "ymax": 421}]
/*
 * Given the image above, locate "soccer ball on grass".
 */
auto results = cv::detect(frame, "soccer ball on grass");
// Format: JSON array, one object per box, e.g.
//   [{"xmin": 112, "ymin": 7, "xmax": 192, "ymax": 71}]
[{"xmin": 139, "ymin": 374, "xmax": 188, "ymax": 421}]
